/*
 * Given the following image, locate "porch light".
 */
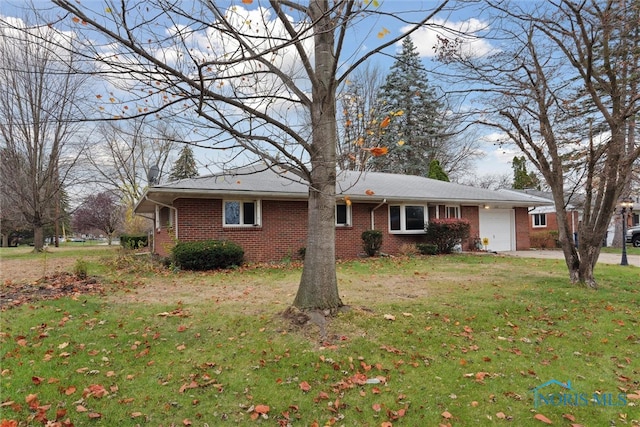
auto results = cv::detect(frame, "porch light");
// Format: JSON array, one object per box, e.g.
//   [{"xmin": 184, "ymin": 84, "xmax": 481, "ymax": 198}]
[{"xmin": 619, "ymin": 197, "xmax": 634, "ymax": 266}]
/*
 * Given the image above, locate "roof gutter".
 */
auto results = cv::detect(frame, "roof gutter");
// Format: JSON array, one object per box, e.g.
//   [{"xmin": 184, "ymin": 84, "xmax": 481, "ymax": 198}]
[{"xmin": 370, "ymin": 199, "xmax": 387, "ymax": 229}]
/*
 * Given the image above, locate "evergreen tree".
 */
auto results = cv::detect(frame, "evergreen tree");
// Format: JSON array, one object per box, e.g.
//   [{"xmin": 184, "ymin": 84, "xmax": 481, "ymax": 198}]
[
  {"xmin": 512, "ymin": 156, "xmax": 540, "ymax": 189},
  {"xmin": 169, "ymin": 145, "xmax": 198, "ymax": 181},
  {"xmin": 427, "ymin": 159, "xmax": 449, "ymax": 181},
  {"xmin": 369, "ymin": 36, "xmax": 447, "ymax": 176}
]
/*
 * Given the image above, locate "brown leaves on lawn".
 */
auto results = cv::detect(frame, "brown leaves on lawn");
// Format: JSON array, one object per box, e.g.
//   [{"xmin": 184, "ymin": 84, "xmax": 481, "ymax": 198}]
[
  {"xmin": 534, "ymin": 413, "xmax": 553, "ymax": 424},
  {"xmin": 1, "ymin": 272, "xmax": 103, "ymax": 309},
  {"xmin": 249, "ymin": 404, "xmax": 270, "ymax": 420}
]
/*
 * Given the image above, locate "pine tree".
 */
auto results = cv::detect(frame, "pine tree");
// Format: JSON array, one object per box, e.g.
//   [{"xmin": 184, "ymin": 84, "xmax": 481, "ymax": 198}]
[
  {"xmin": 427, "ymin": 159, "xmax": 449, "ymax": 181},
  {"xmin": 369, "ymin": 36, "xmax": 447, "ymax": 176},
  {"xmin": 512, "ymin": 156, "xmax": 540, "ymax": 190},
  {"xmin": 169, "ymin": 145, "xmax": 198, "ymax": 181}
]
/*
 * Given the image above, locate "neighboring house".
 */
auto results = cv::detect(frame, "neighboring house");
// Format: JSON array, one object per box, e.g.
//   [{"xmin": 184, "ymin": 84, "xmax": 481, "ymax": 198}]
[
  {"xmin": 507, "ymin": 189, "xmax": 581, "ymax": 248},
  {"xmin": 134, "ymin": 166, "xmax": 552, "ymax": 262},
  {"xmin": 512, "ymin": 190, "xmax": 639, "ymax": 248}
]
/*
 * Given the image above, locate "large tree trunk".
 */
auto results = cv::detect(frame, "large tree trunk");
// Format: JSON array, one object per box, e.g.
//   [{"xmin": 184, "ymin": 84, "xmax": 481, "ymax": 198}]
[
  {"xmin": 293, "ymin": 0, "xmax": 343, "ymax": 312},
  {"xmin": 294, "ymin": 180, "xmax": 343, "ymax": 311},
  {"xmin": 32, "ymin": 224, "xmax": 45, "ymax": 253}
]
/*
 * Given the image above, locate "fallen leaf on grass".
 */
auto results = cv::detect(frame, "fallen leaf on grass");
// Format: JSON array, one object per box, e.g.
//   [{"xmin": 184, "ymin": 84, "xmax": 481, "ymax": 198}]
[
  {"xmin": 83, "ymin": 384, "xmax": 108, "ymax": 398},
  {"xmin": 299, "ymin": 381, "xmax": 311, "ymax": 392},
  {"xmin": 249, "ymin": 404, "xmax": 270, "ymax": 420},
  {"xmin": 441, "ymin": 410, "xmax": 453, "ymax": 419},
  {"xmin": 179, "ymin": 381, "xmax": 199, "ymax": 393},
  {"xmin": 383, "ymin": 314, "xmax": 396, "ymax": 321},
  {"xmin": 534, "ymin": 413, "xmax": 553, "ymax": 424}
]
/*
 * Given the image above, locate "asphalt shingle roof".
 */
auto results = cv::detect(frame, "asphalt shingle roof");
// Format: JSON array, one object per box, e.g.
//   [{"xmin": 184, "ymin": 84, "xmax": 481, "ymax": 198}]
[{"xmin": 135, "ymin": 166, "xmax": 551, "ymax": 213}]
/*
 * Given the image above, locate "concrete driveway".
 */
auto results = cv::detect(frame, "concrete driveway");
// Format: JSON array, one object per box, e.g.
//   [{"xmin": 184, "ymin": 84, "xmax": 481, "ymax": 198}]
[{"xmin": 504, "ymin": 250, "xmax": 640, "ymax": 267}]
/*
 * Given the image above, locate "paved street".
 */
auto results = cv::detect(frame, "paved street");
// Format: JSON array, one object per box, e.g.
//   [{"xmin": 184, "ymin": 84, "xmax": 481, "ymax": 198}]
[{"xmin": 504, "ymin": 250, "xmax": 640, "ymax": 267}]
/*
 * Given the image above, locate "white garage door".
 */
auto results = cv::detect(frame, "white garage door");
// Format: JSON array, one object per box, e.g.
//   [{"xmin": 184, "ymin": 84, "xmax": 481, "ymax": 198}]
[{"xmin": 479, "ymin": 208, "xmax": 515, "ymax": 252}]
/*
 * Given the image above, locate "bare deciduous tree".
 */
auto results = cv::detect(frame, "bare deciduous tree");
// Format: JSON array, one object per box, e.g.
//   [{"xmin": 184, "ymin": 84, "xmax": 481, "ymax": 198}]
[
  {"xmin": 89, "ymin": 119, "xmax": 179, "ymax": 234},
  {"xmin": 437, "ymin": 0, "xmax": 640, "ymax": 287},
  {"xmin": 0, "ymin": 15, "xmax": 88, "ymax": 252},
  {"xmin": 50, "ymin": 0, "xmax": 450, "ymax": 310}
]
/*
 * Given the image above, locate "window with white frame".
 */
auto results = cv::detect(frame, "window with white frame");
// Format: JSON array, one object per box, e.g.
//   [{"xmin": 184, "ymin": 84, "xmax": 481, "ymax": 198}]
[
  {"xmin": 389, "ymin": 204, "xmax": 427, "ymax": 233},
  {"xmin": 532, "ymin": 213, "xmax": 547, "ymax": 228},
  {"xmin": 445, "ymin": 205, "xmax": 460, "ymax": 219},
  {"xmin": 223, "ymin": 200, "xmax": 260, "ymax": 226},
  {"xmin": 336, "ymin": 203, "xmax": 351, "ymax": 226}
]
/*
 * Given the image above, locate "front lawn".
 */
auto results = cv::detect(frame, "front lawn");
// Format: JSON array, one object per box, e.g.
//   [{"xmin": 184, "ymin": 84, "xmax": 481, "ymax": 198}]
[{"xmin": 1, "ymin": 253, "xmax": 638, "ymax": 426}]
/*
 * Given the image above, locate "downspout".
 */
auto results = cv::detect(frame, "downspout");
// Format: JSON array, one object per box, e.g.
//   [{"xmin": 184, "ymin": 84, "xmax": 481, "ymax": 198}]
[{"xmin": 370, "ymin": 199, "xmax": 387, "ymax": 229}]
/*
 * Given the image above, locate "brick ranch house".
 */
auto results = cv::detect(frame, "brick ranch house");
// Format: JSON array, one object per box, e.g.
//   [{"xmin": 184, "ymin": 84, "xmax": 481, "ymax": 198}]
[{"xmin": 134, "ymin": 167, "xmax": 552, "ymax": 262}]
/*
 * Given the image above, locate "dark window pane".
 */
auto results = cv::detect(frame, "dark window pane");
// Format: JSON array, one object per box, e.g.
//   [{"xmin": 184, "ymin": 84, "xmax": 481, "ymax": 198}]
[
  {"xmin": 390, "ymin": 206, "xmax": 401, "ymax": 230},
  {"xmin": 405, "ymin": 206, "xmax": 425, "ymax": 230},
  {"xmin": 336, "ymin": 204, "xmax": 347, "ymax": 225},
  {"xmin": 243, "ymin": 202, "xmax": 255, "ymax": 225}
]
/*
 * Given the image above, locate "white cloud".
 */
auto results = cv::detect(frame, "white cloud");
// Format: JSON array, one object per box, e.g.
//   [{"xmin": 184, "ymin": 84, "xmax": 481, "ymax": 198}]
[
  {"xmin": 474, "ymin": 131, "xmax": 518, "ymax": 176},
  {"xmin": 401, "ymin": 17, "xmax": 497, "ymax": 59}
]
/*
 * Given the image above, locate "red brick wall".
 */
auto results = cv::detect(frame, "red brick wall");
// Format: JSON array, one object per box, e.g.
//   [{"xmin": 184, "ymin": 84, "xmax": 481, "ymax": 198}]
[
  {"xmin": 515, "ymin": 207, "xmax": 531, "ymax": 250},
  {"xmin": 529, "ymin": 210, "xmax": 580, "ymax": 235},
  {"xmin": 152, "ymin": 198, "xmax": 530, "ymax": 262}
]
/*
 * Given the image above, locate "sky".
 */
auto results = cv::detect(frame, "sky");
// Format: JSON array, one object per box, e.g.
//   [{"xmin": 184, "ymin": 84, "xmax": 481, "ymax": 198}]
[{"xmin": 0, "ymin": 0, "xmax": 520, "ymax": 181}]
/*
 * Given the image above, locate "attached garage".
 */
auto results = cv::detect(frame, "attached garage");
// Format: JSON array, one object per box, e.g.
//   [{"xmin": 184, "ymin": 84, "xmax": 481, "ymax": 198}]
[{"xmin": 479, "ymin": 208, "xmax": 515, "ymax": 252}]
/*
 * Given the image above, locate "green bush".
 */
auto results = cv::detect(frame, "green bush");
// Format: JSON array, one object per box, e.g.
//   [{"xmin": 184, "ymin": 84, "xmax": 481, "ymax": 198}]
[
  {"xmin": 73, "ymin": 258, "xmax": 88, "ymax": 279},
  {"xmin": 416, "ymin": 243, "xmax": 438, "ymax": 255},
  {"xmin": 361, "ymin": 230, "xmax": 383, "ymax": 257},
  {"xmin": 172, "ymin": 240, "xmax": 244, "ymax": 270},
  {"xmin": 120, "ymin": 234, "xmax": 148, "ymax": 249},
  {"xmin": 424, "ymin": 218, "xmax": 471, "ymax": 254}
]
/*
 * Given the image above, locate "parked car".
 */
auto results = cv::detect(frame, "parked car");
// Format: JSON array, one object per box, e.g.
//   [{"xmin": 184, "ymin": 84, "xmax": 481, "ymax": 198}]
[{"xmin": 626, "ymin": 225, "xmax": 640, "ymax": 247}]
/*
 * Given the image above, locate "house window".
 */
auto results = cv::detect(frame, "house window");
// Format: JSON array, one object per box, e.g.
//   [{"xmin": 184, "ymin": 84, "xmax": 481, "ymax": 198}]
[
  {"xmin": 445, "ymin": 206, "xmax": 460, "ymax": 219},
  {"xmin": 223, "ymin": 200, "xmax": 260, "ymax": 226},
  {"xmin": 159, "ymin": 206, "xmax": 173, "ymax": 227},
  {"xmin": 336, "ymin": 203, "xmax": 351, "ymax": 226},
  {"xmin": 389, "ymin": 205, "xmax": 427, "ymax": 233},
  {"xmin": 533, "ymin": 213, "xmax": 547, "ymax": 228}
]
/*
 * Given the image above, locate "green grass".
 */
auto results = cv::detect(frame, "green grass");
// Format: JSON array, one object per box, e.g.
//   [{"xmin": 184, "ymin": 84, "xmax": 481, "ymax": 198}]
[
  {"xmin": 601, "ymin": 245, "xmax": 640, "ymax": 256},
  {"xmin": 1, "ymin": 254, "xmax": 639, "ymax": 426},
  {"xmin": 0, "ymin": 244, "xmax": 120, "ymax": 260}
]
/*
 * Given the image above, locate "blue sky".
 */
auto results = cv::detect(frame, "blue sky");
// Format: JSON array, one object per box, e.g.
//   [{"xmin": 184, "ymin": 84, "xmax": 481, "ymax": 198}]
[{"xmin": 0, "ymin": 0, "xmax": 518, "ymax": 180}]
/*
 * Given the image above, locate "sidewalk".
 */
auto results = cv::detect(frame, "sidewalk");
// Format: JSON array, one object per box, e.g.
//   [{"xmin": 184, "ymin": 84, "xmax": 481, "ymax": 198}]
[{"xmin": 503, "ymin": 250, "xmax": 640, "ymax": 267}]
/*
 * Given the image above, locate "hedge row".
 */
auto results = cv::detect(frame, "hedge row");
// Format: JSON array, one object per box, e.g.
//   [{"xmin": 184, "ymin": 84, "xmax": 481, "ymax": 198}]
[{"xmin": 172, "ymin": 240, "xmax": 244, "ymax": 270}]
